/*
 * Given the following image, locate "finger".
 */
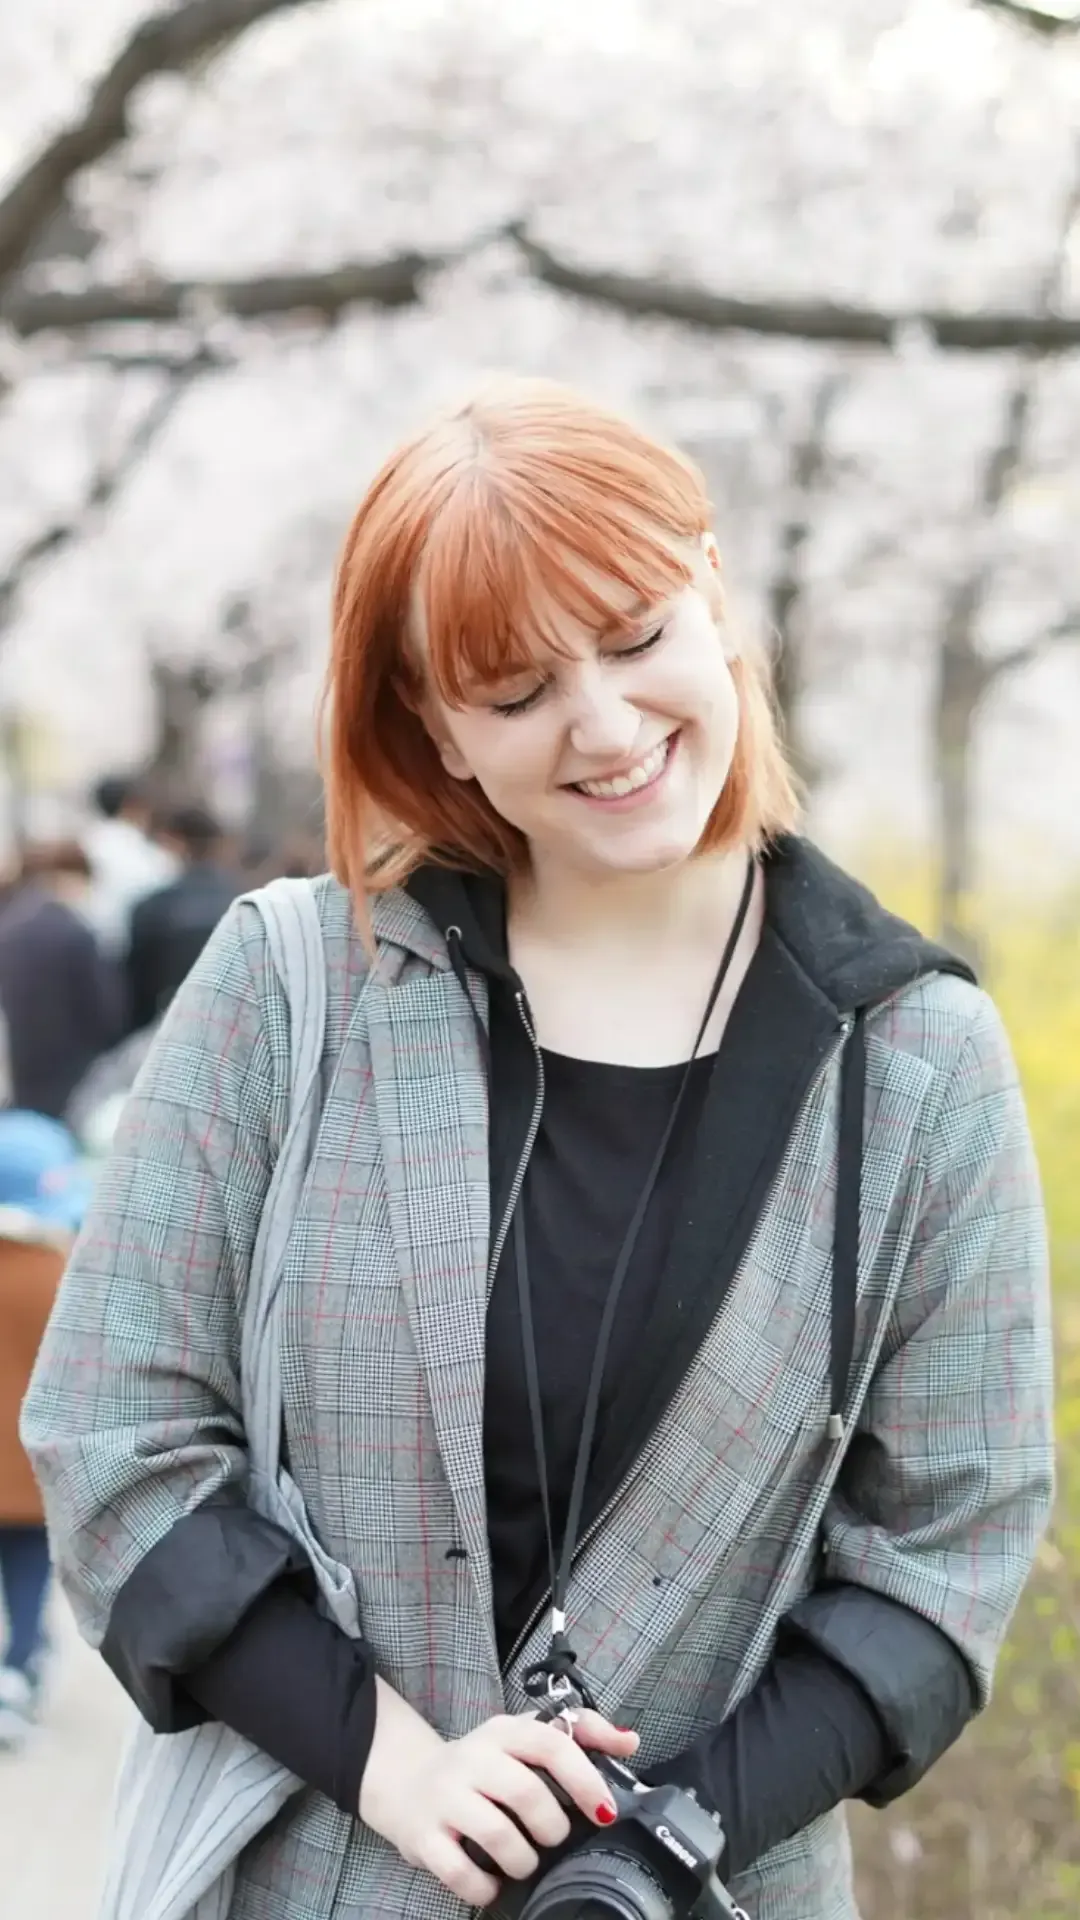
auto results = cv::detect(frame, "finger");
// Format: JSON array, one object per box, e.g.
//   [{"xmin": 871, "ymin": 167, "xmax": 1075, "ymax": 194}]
[
  {"xmin": 454, "ymin": 1794, "xmax": 541, "ymax": 1883},
  {"xmin": 501, "ymin": 1718, "xmax": 618, "ymax": 1824},
  {"xmin": 572, "ymin": 1710, "xmax": 640, "ymax": 1757},
  {"xmin": 480, "ymin": 1753, "xmax": 573, "ymax": 1851},
  {"xmin": 422, "ymin": 1831, "xmax": 500, "ymax": 1909}
]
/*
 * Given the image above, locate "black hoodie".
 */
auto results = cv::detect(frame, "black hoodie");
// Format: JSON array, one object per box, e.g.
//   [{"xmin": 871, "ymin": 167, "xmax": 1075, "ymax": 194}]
[
  {"xmin": 405, "ymin": 835, "xmax": 974, "ymax": 1641},
  {"xmin": 166, "ymin": 841, "xmax": 978, "ymax": 1871}
]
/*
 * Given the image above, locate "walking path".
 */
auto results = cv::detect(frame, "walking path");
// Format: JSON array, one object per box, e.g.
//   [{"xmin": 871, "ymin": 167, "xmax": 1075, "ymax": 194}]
[{"xmin": 1, "ymin": 1598, "xmax": 128, "ymax": 1919}]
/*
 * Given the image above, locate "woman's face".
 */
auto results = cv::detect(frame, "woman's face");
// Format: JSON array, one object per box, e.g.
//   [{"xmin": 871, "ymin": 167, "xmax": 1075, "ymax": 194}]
[{"xmin": 425, "ymin": 546, "xmax": 741, "ymax": 883}]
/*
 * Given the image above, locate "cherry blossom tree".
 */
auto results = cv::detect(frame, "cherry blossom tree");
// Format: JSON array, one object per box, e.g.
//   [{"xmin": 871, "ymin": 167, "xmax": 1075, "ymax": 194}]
[{"xmin": 0, "ymin": 0, "xmax": 1077, "ymax": 910}]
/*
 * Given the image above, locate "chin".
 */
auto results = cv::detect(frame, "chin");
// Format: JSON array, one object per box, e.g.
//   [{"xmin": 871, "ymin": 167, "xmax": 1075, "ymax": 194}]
[{"xmin": 583, "ymin": 831, "xmax": 703, "ymax": 878}]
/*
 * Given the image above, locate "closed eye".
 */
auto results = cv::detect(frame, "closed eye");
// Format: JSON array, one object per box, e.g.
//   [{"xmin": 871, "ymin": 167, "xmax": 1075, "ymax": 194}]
[
  {"xmin": 490, "ymin": 681, "xmax": 546, "ymax": 717},
  {"xmin": 612, "ymin": 625, "xmax": 665, "ymax": 660},
  {"xmin": 489, "ymin": 626, "xmax": 664, "ymax": 716}
]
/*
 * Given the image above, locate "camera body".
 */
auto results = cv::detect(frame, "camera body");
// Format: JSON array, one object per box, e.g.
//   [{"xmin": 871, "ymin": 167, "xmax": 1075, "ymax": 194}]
[{"xmin": 468, "ymin": 1721, "xmax": 749, "ymax": 1920}]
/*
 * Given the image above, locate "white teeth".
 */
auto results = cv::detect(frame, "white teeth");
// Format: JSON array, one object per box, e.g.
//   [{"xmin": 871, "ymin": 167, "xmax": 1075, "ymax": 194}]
[{"xmin": 576, "ymin": 737, "xmax": 670, "ymax": 799}]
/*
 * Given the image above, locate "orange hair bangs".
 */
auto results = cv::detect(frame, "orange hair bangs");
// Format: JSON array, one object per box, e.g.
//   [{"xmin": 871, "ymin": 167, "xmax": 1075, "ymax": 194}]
[{"xmin": 323, "ymin": 379, "xmax": 798, "ymax": 898}]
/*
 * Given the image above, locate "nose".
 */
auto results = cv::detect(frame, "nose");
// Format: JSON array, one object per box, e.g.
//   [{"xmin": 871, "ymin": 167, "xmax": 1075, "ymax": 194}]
[{"xmin": 565, "ymin": 662, "xmax": 640, "ymax": 762}]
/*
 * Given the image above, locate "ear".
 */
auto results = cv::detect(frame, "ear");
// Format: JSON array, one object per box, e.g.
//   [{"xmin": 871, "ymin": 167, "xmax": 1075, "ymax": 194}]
[
  {"xmin": 698, "ymin": 532, "xmax": 732, "ymax": 645},
  {"xmin": 438, "ymin": 742, "xmax": 474, "ymax": 782},
  {"xmin": 413, "ymin": 676, "xmax": 475, "ymax": 783},
  {"xmin": 433, "ymin": 728, "xmax": 474, "ymax": 783}
]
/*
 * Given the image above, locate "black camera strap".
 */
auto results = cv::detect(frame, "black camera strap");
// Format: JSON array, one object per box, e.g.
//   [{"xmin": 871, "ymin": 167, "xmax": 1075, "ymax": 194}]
[{"xmin": 516, "ymin": 857, "xmax": 757, "ymax": 1707}]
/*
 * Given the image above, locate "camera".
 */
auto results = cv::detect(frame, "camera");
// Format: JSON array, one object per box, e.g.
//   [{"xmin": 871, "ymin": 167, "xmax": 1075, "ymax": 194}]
[{"xmin": 464, "ymin": 1688, "xmax": 749, "ymax": 1920}]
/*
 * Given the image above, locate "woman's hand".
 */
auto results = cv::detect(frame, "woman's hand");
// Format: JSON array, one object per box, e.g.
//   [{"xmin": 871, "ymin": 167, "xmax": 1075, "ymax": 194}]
[{"xmin": 359, "ymin": 1678, "xmax": 639, "ymax": 1908}]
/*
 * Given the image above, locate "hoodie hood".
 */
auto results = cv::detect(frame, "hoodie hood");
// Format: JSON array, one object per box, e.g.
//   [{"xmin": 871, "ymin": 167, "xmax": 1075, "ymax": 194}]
[
  {"xmin": 404, "ymin": 862, "xmax": 518, "ymax": 986},
  {"xmin": 763, "ymin": 837, "xmax": 975, "ymax": 1010},
  {"xmin": 404, "ymin": 835, "xmax": 975, "ymax": 1014}
]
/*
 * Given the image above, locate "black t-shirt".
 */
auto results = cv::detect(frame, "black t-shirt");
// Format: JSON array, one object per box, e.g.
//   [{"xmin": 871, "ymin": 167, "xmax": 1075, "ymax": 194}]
[{"xmin": 484, "ymin": 998, "xmax": 713, "ymax": 1659}]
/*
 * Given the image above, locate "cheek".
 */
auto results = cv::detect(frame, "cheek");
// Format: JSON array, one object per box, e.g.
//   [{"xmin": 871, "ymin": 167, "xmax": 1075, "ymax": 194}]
[
  {"xmin": 493, "ymin": 735, "xmax": 559, "ymax": 810},
  {"xmin": 446, "ymin": 719, "xmax": 550, "ymax": 804},
  {"xmin": 663, "ymin": 643, "xmax": 737, "ymax": 733}
]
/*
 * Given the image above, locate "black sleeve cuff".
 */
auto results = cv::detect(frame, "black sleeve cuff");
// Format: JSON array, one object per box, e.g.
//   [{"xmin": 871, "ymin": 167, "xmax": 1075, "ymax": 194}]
[
  {"xmin": 782, "ymin": 1582, "xmax": 979, "ymax": 1804},
  {"xmin": 101, "ymin": 1500, "xmax": 319, "ymax": 1733},
  {"xmin": 641, "ymin": 1640, "xmax": 888, "ymax": 1878},
  {"xmin": 183, "ymin": 1576, "xmax": 377, "ymax": 1815}
]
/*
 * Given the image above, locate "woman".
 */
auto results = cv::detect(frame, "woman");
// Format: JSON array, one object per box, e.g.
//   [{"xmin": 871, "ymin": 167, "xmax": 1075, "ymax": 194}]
[{"xmin": 22, "ymin": 381, "xmax": 1053, "ymax": 1920}]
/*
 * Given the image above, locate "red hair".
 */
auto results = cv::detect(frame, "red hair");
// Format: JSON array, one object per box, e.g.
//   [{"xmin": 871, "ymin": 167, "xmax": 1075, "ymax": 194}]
[{"xmin": 323, "ymin": 379, "xmax": 798, "ymax": 897}]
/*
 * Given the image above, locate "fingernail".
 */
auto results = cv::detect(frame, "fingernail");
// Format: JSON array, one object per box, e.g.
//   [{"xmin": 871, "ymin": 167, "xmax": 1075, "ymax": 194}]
[
  {"xmin": 595, "ymin": 1802, "xmax": 617, "ymax": 1825},
  {"xmin": 617, "ymin": 1727, "xmax": 636, "ymax": 1735}
]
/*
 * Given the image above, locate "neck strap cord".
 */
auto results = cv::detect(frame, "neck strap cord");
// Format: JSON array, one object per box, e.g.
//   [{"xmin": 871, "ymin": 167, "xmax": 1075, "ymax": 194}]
[{"xmin": 515, "ymin": 858, "xmax": 758, "ymax": 1703}]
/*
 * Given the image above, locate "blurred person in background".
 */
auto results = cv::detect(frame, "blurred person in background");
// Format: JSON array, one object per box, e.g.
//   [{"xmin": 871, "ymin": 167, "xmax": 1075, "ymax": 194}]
[
  {"xmin": 0, "ymin": 841, "xmax": 124, "ymax": 1121},
  {"xmin": 238, "ymin": 829, "xmax": 326, "ymax": 887},
  {"xmin": 85, "ymin": 771, "xmax": 179, "ymax": 957},
  {"xmin": 0, "ymin": 1110, "xmax": 90, "ymax": 1751},
  {"xmin": 273, "ymin": 832, "xmax": 326, "ymax": 880},
  {"xmin": 68, "ymin": 819, "xmax": 297, "ymax": 1153},
  {"xmin": 67, "ymin": 809, "xmax": 246, "ymax": 1152},
  {"xmin": 126, "ymin": 803, "xmax": 240, "ymax": 1034}
]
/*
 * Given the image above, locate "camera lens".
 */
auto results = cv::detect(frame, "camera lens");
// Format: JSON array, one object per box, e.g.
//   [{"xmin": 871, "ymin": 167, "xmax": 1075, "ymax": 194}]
[{"xmin": 518, "ymin": 1847, "xmax": 672, "ymax": 1920}]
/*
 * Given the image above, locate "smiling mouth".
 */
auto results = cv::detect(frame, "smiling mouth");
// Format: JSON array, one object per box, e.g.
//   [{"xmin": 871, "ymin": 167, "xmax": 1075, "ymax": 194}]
[{"xmin": 570, "ymin": 734, "xmax": 675, "ymax": 800}]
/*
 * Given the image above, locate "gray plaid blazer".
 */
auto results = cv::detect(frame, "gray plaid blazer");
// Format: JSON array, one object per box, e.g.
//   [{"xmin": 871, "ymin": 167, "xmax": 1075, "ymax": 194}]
[{"xmin": 23, "ymin": 875, "xmax": 1053, "ymax": 1920}]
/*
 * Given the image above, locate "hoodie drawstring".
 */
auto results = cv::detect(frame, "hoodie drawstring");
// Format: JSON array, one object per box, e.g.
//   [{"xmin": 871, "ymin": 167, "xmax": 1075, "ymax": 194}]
[
  {"xmin": 445, "ymin": 925, "xmax": 493, "ymax": 1080},
  {"xmin": 828, "ymin": 1010, "xmax": 867, "ymax": 1442}
]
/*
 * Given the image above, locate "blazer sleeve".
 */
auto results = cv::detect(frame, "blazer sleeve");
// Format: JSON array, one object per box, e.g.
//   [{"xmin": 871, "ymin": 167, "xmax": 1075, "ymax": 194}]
[
  {"xmin": 20, "ymin": 899, "xmax": 311, "ymax": 1732},
  {"xmin": 785, "ymin": 988, "xmax": 1055, "ymax": 1804}
]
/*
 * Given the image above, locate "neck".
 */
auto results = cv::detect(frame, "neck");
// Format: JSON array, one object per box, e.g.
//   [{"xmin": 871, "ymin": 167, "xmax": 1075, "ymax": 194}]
[{"xmin": 509, "ymin": 845, "xmax": 755, "ymax": 957}]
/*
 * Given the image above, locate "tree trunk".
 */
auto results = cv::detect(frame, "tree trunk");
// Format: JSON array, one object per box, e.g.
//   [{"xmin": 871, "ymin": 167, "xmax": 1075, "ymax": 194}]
[
  {"xmin": 932, "ymin": 613, "xmax": 989, "ymax": 969},
  {"xmin": 768, "ymin": 568, "xmax": 813, "ymax": 785},
  {"xmin": 765, "ymin": 373, "xmax": 846, "ymax": 794},
  {"xmin": 146, "ymin": 661, "xmax": 219, "ymax": 802},
  {"xmin": 928, "ymin": 148, "xmax": 1080, "ymax": 963}
]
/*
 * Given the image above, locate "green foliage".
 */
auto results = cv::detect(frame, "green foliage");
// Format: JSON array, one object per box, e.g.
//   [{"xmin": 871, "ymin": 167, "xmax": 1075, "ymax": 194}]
[{"xmin": 846, "ymin": 852, "xmax": 1080, "ymax": 1920}]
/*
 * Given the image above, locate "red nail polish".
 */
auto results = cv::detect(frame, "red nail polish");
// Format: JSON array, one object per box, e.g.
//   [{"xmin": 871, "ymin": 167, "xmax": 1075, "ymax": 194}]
[{"xmin": 595, "ymin": 1802, "xmax": 617, "ymax": 1825}]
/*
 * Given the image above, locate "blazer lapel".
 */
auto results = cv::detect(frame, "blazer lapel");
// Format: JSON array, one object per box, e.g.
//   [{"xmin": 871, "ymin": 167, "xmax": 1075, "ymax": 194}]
[{"xmin": 365, "ymin": 958, "xmax": 497, "ymax": 1641}]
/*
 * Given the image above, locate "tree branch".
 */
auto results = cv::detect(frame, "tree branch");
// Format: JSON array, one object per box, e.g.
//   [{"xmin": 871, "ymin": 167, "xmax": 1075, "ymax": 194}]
[
  {"xmin": 0, "ymin": 0, "xmax": 322, "ymax": 291},
  {"xmin": 977, "ymin": 0, "xmax": 1080, "ymax": 36},
  {"xmin": 0, "ymin": 364, "xmax": 200, "ymax": 628},
  {"xmin": 10, "ymin": 223, "xmax": 1080, "ymax": 355},
  {"xmin": 509, "ymin": 226, "xmax": 1080, "ymax": 355},
  {"xmin": 5, "ymin": 251, "xmax": 444, "ymax": 337},
  {"xmin": 1044, "ymin": 606, "xmax": 1080, "ymax": 644},
  {"xmin": 77, "ymin": 342, "xmax": 236, "ymax": 374},
  {"xmin": 987, "ymin": 607, "xmax": 1080, "ymax": 681}
]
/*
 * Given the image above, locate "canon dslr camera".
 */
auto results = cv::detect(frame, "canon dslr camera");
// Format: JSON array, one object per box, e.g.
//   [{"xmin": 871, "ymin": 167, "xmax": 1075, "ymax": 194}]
[{"xmin": 465, "ymin": 1690, "xmax": 748, "ymax": 1920}]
